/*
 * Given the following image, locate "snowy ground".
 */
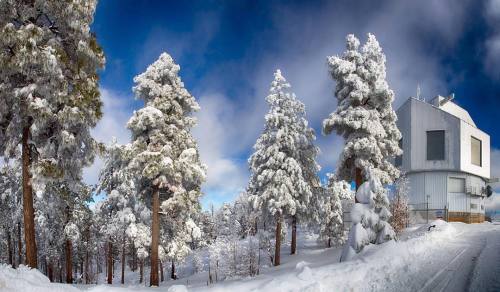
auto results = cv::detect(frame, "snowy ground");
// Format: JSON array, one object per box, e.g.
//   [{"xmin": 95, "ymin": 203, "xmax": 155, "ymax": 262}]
[{"xmin": 1, "ymin": 221, "xmax": 499, "ymax": 292}]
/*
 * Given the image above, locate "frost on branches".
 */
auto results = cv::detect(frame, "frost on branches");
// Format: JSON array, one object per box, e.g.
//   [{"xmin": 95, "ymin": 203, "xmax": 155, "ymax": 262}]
[
  {"xmin": 0, "ymin": 0, "xmax": 105, "ymax": 188},
  {"xmin": 323, "ymin": 34, "xmax": 402, "ymax": 260},
  {"xmin": 126, "ymin": 52, "xmax": 206, "ymax": 285},
  {"xmin": 0, "ymin": 0, "xmax": 105, "ymax": 268},
  {"xmin": 322, "ymin": 33, "xmax": 401, "ymax": 185},
  {"xmin": 318, "ymin": 175, "xmax": 354, "ymax": 248},
  {"xmin": 390, "ymin": 174, "xmax": 409, "ymax": 236},
  {"xmin": 341, "ymin": 171, "xmax": 395, "ymax": 261},
  {"xmin": 247, "ymin": 69, "xmax": 318, "ymax": 264}
]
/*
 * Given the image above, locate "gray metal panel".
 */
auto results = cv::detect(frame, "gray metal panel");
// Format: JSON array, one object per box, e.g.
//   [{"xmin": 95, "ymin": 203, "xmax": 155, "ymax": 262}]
[{"xmin": 425, "ymin": 172, "xmax": 448, "ymax": 209}]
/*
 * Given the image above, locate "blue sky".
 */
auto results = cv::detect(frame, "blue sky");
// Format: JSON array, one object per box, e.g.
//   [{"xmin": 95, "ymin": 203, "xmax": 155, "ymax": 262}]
[{"xmin": 83, "ymin": 0, "xmax": 500, "ymax": 211}]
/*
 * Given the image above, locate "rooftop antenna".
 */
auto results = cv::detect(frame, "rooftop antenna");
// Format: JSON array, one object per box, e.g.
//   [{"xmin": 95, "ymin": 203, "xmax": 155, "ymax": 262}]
[{"xmin": 416, "ymin": 84, "xmax": 421, "ymax": 101}]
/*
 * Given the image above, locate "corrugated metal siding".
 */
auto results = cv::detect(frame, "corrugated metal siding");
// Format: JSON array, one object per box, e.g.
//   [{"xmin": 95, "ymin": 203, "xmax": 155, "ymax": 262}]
[
  {"xmin": 448, "ymin": 193, "xmax": 466, "ymax": 212},
  {"xmin": 425, "ymin": 172, "xmax": 448, "ymax": 209},
  {"xmin": 408, "ymin": 172, "xmax": 425, "ymax": 206},
  {"xmin": 408, "ymin": 172, "xmax": 447, "ymax": 209}
]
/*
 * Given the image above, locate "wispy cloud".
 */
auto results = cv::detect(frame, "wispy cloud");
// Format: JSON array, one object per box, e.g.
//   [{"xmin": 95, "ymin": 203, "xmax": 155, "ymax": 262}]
[
  {"xmin": 83, "ymin": 88, "xmax": 134, "ymax": 186},
  {"xmin": 484, "ymin": 0, "xmax": 500, "ymax": 79}
]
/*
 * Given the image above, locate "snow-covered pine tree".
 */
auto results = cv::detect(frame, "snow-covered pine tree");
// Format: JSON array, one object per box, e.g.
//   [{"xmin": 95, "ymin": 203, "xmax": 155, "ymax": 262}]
[
  {"xmin": 127, "ymin": 52, "xmax": 206, "ymax": 286},
  {"xmin": 322, "ymin": 34, "xmax": 401, "ymax": 260},
  {"xmin": 96, "ymin": 139, "xmax": 137, "ymax": 284},
  {"xmin": 248, "ymin": 69, "xmax": 314, "ymax": 266},
  {"xmin": 290, "ymin": 80, "xmax": 320, "ymax": 256},
  {"xmin": 319, "ymin": 174, "xmax": 354, "ymax": 248},
  {"xmin": 0, "ymin": 0, "xmax": 105, "ymax": 268},
  {"xmin": 390, "ymin": 173, "xmax": 409, "ymax": 236},
  {"xmin": 0, "ymin": 161, "xmax": 23, "ymax": 268}
]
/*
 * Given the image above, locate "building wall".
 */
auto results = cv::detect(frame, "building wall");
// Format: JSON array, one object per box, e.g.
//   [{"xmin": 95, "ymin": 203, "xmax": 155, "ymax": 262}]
[
  {"xmin": 460, "ymin": 120, "xmax": 490, "ymax": 179},
  {"xmin": 396, "ymin": 98, "xmax": 412, "ymax": 170},
  {"xmin": 409, "ymin": 99, "xmax": 461, "ymax": 172},
  {"xmin": 407, "ymin": 172, "xmax": 448, "ymax": 210},
  {"xmin": 407, "ymin": 171, "xmax": 486, "ymax": 214}
]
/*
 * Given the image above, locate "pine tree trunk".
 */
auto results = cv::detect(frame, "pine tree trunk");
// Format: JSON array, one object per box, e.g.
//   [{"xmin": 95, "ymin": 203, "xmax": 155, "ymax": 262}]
[
  {"xmin": 171, "ymin": 260, "xmax": 176, "ymax": 280},
  {"xmin": 7, "ymin": 230, "xmax": 13, "ymax": 267},
  {"xmin": 85, "ymin": 248, "xmax": 89, "ymax": 284},
  {"xmin": 58, "ymin": 261, "xmax": 63, "ymax": 283},
  {"xmin": 107, "ymin": 241, "xmax": 113, "ymax": 284},
  {"xmin": 355, "ymin": 168, "xmax": 363, "ymax": 203},
  {"xmin": 150, "ymin": 185, "xmax": 160, "ymax": 286},
  {"xmin": 65, "ymin": 239, "xmax": 73, "ymax": 283},
  {"xmin": 121, "ymin": 238, "xmax": 126, "ymax": 285},
  {"xmin": 291, "ymin": 216, "xmax": 297, "ymax": 255},
  {"xmin": 131, "ymin": 244, "xmax": 137, "ymax": 272},
  {"xmin": 328, "ymin": 237, "xmax": 331, "ymax": 248},
  {"xmin": 17, "ymin": 223, "xmax": 22, "ymax": 266},
  {"xmin": 84, "ymin": 229, "xmax": 90, "ymax": 284},
  {"xmin": 160, "ymin": 260, "xmax": 164, "ymax": 282},
  {"xmin": 274, "ymin": 217, "xmax": 281, "ymax": 266},
  {"xmin": 48, "ymin": 261, "xmax": 54, "ymax": 282},
  {"xmin": 22, "ymin": 126, "xmax": 37, "ymax": 268},
  {"xmin": 139, "ymin": 259, "xmax": 144, "ymax": 284}
]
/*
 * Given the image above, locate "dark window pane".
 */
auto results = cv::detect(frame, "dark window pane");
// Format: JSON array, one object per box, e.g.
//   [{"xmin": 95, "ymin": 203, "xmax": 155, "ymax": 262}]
[{"xmin": 427, "ymin": 130, "xmax": 445, "ymax": 160}]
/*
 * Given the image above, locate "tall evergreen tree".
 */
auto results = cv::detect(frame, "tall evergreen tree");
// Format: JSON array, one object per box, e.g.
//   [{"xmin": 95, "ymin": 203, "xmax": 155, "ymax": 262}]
[
  {"xmin": 0, "ymin": 0, "xmax": 105, "ymax": 268},
  {"xmin": 126, "ymin": 52, "xmax": 206, "ymax": 286},
  {"xmin": 322, "ymin": 33, "xmax": 402, "ymax": 260},
  {"xmin": 248, "ymin": 70, "xmax": 316, "ymax": 265}
]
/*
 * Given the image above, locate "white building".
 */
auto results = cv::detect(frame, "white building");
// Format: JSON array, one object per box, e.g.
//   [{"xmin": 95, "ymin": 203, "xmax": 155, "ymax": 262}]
[{"xmin": 396, "ymin": 96, "xmax": 490, "ymax": 223}]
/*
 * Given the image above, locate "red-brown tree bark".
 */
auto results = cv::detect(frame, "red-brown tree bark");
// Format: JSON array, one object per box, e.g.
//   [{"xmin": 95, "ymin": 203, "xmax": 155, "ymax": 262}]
[
  {"xmin": 274, "ymin": 217, "xmax": 282, "ymax": 266},
  {"xmin": 65, "ymin": 239, "xmax": 73, "ymax": 283},
  {"xmin": 291, "ymin": 216, "xmax": 297, "ymax": 255},
  {"xmin": 121, "ymin": 238, "xmax": 126, "ymax": 284},
  {"xmin": 22, "ymin": 126, "xmax": 37, "ymax": 268},
  {"xmin": 150, "ymin": 185, "xmax": 160, "ymax": 286}
]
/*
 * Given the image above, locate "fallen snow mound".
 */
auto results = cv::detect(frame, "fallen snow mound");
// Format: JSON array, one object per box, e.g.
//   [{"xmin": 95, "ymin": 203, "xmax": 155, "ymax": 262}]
[{"xmin": 0, "ymin": 264, "xmax": 79, "ymax": 292}]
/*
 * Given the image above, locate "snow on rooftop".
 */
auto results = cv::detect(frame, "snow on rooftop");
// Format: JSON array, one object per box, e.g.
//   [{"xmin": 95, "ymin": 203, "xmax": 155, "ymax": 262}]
[{"xmin": 430, "ymin": 95, "xmax": 476, "ymax": 127}]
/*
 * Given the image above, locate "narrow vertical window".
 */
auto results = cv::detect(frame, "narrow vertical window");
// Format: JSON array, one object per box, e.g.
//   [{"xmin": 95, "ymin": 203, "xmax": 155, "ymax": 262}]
[
  {"xmin": 471, "ymin": 136, "xmax": 482, "ymax": 166},
  {"xmin": 426, "ymin": 130, "xmax": 445, "ymax": 160}
]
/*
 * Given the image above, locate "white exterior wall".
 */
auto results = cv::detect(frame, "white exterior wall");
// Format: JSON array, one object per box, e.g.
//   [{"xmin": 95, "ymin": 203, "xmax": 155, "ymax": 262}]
[
  {"xmin": 407, "ymin": 171, "xmax": 486, "ymax": 214},
  {"xmin": 397, "ymin": 97, "xmax": 489, "ymax": 217},
  {"xmin": 460, "ymin": 120, "xmax": 490, "ymax": 179},
  {"xmin": 409, "ymin": 99, "xmax": 461, "ymax": 172},
  {"xmin": 407, "ymin": 172, "xmax": 448, "ymax": 210}
]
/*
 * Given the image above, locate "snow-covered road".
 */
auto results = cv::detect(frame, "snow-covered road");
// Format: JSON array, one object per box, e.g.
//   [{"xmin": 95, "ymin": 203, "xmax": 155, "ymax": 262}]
[
  {"xmin": 419, "ymin": 224, "xmax": 497, "ymax": 292},
  {"xmin": 1, "ymin": 221, "xmax": 499, "ymax": 292}
]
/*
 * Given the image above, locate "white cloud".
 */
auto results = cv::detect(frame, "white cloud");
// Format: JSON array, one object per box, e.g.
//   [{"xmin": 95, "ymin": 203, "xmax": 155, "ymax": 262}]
[
  {"xmin": 490, "ymin": 148, "xmax": 500, "ymax": 189},
  {"xmin": 484, "ymin": 0, "xmax": 500, "ymax": 78},
  {"xmin": 193, "ymin": 93, "xmax": 253, "ymax": 206},
  {"xmin": 485, "ymin": 193, "xmax": 500, "ymax": 212},
  {"xmin": 82, "ymin": 88, "xmax": 134, "ymax": 186},
  {"xmin": 116, "ymin": 1, "xmax": 477, "ymax": 207}
]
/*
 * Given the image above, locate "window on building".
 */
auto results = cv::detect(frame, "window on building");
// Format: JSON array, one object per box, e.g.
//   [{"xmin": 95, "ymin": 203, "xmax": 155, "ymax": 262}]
[
  {"xmin": 395, "ymin": 138, "xmax": 403, "ymax": 167},
  {"xmin": 448, "ymin": 177, "xmax": 465, "ymax": 193},
  {"xmin": 471, "ymin": 136, "xmax": 482, "ymax": 167},
  {"xmin": 470, "ymin": 203, "xmax": 478, "ymax": 210},
  {"xmin": 427, "ymin": 130, "xmax": 445, "ymax": 160}
]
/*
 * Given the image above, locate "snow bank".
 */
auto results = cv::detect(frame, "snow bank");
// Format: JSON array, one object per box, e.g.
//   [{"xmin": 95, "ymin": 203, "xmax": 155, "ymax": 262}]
[
  {"xmin": 0, "ymin": 264, "xmax": 79, "ymax": 292},
  {"xmin": 196, "ymin": 220, "xmax": 458, "ymax": 292}
]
